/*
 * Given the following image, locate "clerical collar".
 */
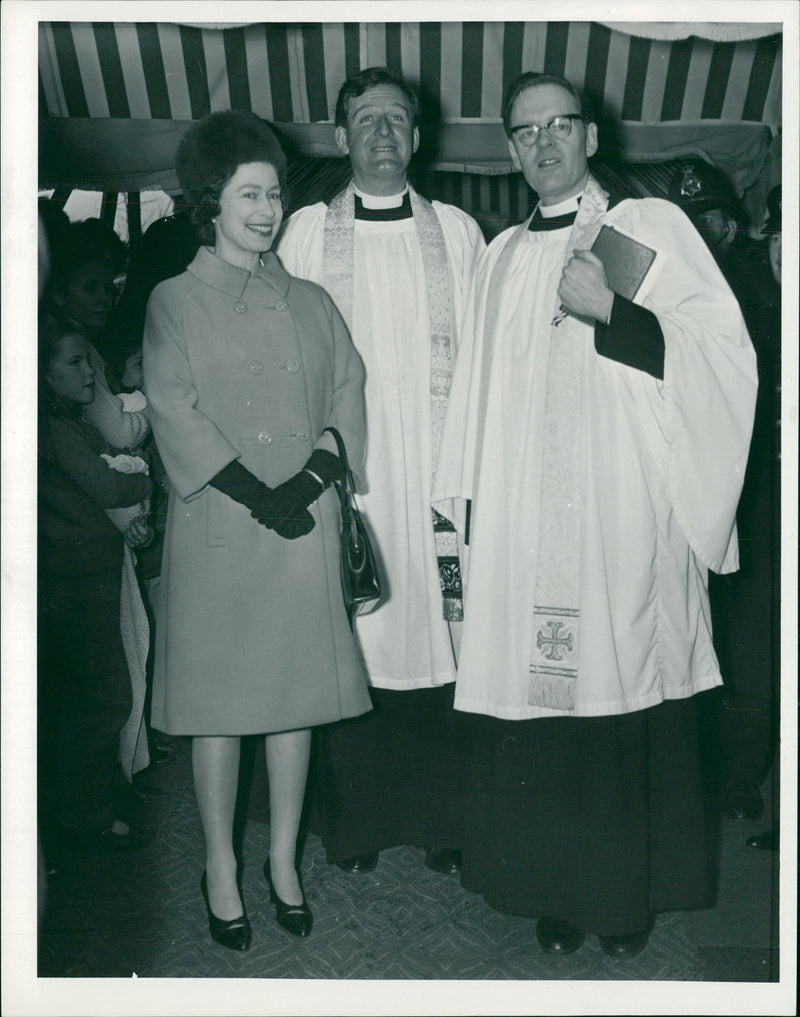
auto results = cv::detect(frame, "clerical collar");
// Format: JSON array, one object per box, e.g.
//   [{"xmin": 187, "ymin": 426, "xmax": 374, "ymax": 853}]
[
  {"xmin": 540, "ymin": 194, "xmax": 583, "ymax": 217},
  {"xmin": 354, "ymin": 187, "xmax": 413, "ymax": 221},
  {"xmin": 354, "ymin": 186, "xmax": 408, "ymax": 208},
  {"xmin": 529, "ymin": 192, "xmax": 583, "ymax": 232}
]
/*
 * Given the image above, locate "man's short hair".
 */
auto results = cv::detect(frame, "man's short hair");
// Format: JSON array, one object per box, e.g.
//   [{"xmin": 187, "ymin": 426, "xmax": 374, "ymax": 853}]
[
  {"xmin": 501, "ymin": 72, "xmax": 592, "ymax": 137},
  {"xmin": 335, "ymin": 67, "xmax": 420, "ymax": 129}
]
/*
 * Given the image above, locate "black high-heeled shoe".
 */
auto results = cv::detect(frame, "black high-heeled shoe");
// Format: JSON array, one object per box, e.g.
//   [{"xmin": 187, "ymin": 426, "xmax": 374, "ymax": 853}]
[
  {"xmin": 263, "ymin": 860, "xmax": 313, "ymax": 938},
  {"xmin": 200, "ymin": 871, "xmax": 252, "ymax": 951}
]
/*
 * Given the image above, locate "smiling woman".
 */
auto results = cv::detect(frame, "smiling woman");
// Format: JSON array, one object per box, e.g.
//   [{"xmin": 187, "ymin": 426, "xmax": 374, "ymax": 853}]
[
  {"xmin": 142, "ymin": 109, "xmax": 370, "ymax": 951},
  {"xmin": 212, "ymin": 163, "xmax": 284, "ymax": 271}
]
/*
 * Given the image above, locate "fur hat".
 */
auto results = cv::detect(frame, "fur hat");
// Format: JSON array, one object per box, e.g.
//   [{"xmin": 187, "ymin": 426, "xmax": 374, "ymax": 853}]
[
  {"xmin": 176, "ymin": 111, "xmax": 288, "ymax": 244},
  {"xmin": 177, "ymin": 111, "xmax": 287, "ymax": 203}
]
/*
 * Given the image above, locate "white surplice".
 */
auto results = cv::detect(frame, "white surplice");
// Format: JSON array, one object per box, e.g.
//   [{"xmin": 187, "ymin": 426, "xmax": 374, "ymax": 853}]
[
  {"xmin": 433, "ymin": 196, "xmax": 758, "ymax": 720},
  {"xmin": 278, "ymin": 197, "xmax": 485, "ymax": 689}
]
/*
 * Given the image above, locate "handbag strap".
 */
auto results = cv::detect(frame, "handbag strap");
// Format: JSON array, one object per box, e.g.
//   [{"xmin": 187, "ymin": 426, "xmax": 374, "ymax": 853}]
[{"xmin": 323, "ymin": 427, "xmax": 356, "ymax": 511}]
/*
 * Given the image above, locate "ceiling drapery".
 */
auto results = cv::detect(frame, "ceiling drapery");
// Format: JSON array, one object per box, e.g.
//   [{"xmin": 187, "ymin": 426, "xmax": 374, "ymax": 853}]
[
  {"xmin": 39, "ymin": 20, "xmax": 782, "ymax": 193},
  {"xmin": 596, "ymin": 22, "xmax": 782, "ymax": 42}
]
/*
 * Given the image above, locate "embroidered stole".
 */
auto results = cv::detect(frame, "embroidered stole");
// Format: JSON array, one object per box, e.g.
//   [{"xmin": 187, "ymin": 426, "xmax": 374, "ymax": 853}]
[
  {"xmin": 483, "ymin": 176, "xmax": 610, "ymax": 709},
  {"xmin": 322, "ymin": 181, "xmax": 463, "ymax": 621}
]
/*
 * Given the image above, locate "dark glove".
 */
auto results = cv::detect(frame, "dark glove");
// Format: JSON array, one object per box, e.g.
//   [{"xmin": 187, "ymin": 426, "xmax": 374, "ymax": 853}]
[
  {"xmin": 209, "ymin": 459, "xmax": 314, "ymax": 539},
  {"xmin": 303, "ymin": 448, "xmax": 342, "ymax": 489},
  {"xmin": 255, "ymin": 449, "xmax": 341, "ymax": 539},
  {"xmin": 270, "ymin": 512, "xmax": 315, "ymax": 540},
  {"xmin": 209, "ymin": 460, "xmax": 272, "ymax": 515},
  {"xmin": 257, "ymin": 471, "xmax": 321, "ymax": 540}
]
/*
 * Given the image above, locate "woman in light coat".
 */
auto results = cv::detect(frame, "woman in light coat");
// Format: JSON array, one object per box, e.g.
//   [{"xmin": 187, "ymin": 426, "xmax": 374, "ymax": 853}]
[{"xmin": 143, "ymin": 111, "xmax": 370, "ymax": 949}]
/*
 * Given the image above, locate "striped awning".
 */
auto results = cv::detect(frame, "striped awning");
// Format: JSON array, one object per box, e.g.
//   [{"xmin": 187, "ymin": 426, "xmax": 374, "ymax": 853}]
[
  {"xmin": 39, "ymin": 20, "xmax": 783, "ymax": 127},
  {"xmin": 39, "ymin": 20, "xmax": 783, "ymax": 190}
]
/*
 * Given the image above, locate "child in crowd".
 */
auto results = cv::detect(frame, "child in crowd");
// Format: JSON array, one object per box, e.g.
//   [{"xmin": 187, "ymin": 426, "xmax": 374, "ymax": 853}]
[
  {"xmin": 40, "ymin": 223, "xmax": 150, "ymax": 452},
  {"xmin": 101, "ymin": 324, "xmax": 179, "ymax": 766},
  {"xmin": 38, "ymin": 317, "xmax": 153, "ymax": 857}
]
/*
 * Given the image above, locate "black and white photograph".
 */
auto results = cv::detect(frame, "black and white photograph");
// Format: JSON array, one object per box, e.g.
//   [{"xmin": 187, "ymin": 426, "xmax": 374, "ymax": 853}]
[{"xmin": 2, "ymin": 2, "xmax": 797, "ymax": 1014}]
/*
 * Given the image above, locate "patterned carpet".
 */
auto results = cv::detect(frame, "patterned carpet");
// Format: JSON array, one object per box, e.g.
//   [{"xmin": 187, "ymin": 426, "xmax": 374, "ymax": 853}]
[{"xmin": 37, "ymin": 735, "xmax": 777, "ymax": 986}]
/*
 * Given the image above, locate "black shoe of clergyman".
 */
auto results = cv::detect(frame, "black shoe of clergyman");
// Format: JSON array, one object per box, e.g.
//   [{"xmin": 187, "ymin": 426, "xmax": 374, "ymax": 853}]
[
  {"xmin": 746, "ymin": 827, "xmax": 778, "ymax": 850},
  {"xmin": 423, "ymin": 847, "xmax": 462, "ymax": 874},
  {"xmin": 335, "ymin": 853, "xmax": 379, "ymax": 874},
  {"xmin": 721, "ymin": 779, "xmax": 764, "ymax": 821},
  {"xmin": 598, "ymin": 927, "xmax": 651, "ymax": 958},
  {"xmin": 536, "ymin": 917, "xmax": 585, "ymax": 954}
]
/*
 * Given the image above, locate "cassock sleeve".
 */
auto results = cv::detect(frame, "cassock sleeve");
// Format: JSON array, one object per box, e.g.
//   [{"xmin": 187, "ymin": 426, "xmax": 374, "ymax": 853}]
[
  {"xmin": 142, "ymin": 281, "xmax": 241, "ymax": 501},
  {"xmin": 620, "ymin": 199, "xmax": 758, "ymax": 573},
  {"xmin": 594, "ymin": 295, "xmax": 664, "ymax": 379}
]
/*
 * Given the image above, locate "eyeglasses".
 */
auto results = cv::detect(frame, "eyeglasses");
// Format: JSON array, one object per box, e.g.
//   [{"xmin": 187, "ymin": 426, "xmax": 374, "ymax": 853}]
[{"xmin": 509, "ymin": 114, "xmax": 584, "ymax": 147}]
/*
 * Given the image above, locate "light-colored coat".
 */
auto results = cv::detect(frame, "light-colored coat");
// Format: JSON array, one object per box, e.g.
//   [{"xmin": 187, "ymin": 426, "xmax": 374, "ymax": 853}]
[{"xmin": 143, "ymin": 247, "xmax": 371, "ymax": 735}]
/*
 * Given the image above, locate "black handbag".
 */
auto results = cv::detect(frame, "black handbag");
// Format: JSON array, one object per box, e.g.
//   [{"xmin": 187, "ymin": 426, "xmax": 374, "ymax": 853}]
[{"xmin": 323, "ymin": 427, "xmax": 382, "ymax": 625}]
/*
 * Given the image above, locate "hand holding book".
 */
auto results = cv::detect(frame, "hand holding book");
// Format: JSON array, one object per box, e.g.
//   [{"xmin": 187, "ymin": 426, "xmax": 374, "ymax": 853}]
[
  {"xmin": 554, "ymin": 226, "xmax": 658, "ymax": 326},
  {"xmin": 557, "ymin": 250, "xmax": 615, "ymax": 324}
]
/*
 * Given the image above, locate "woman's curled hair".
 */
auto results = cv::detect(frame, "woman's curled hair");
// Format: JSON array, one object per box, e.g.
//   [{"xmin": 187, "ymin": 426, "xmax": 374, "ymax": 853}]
[{"xmin": 176, "ymin": 111, "xmax": 289, "ymax": 245}]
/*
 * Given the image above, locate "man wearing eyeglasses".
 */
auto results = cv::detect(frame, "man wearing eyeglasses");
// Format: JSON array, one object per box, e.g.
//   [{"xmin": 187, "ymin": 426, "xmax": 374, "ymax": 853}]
[{"xmin": 434, "ymin": 73, "xmax": 757, "ymax": 958}]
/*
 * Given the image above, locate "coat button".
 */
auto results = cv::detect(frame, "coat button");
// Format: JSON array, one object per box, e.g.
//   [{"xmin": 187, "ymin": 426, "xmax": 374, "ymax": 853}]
[
  {"xmin": 249, "ymin": 361, "xmax": 264, "ymax": 374},
  {"xmin": 296, "ymin": 431, "xmax": 309, "ymax": 440},
  {"xmin": 258, "ymin": 432, "xmax": 272, "ymax": 444},
  {"xmin": 233, "ymin": 301, "xmax": 247, "ymax": 313},
  {"xmin": 274, "ymin": 301, "xmax": 288, "ymax": 311},
  {"xmin": 286, "ymin": 358, "xmax": 300, "ymax": 373}
]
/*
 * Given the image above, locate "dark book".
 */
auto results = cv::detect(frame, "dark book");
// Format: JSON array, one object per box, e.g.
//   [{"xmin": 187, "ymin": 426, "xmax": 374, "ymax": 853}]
[{"xmin": 591, "ymin": 225, "xmax": 657, "ymax": 301}]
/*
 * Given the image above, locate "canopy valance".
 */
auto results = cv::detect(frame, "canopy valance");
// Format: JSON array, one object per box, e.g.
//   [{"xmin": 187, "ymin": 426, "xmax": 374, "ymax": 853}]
[{"xmin": 39, "ymin": 20, "xmax": 782, "ymax": 194}]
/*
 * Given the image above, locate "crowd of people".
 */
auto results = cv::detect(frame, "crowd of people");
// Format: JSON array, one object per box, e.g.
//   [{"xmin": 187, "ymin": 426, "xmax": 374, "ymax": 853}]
[{"xmin": 37, "ymin": 68, "xmax": 781, "ymax": 960}]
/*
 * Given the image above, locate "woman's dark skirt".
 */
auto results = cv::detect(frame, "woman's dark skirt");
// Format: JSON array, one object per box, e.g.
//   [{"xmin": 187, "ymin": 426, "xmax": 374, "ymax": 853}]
[{"xmin": 454, "ymin": 695, "xmax": 715, "ymax": 937}]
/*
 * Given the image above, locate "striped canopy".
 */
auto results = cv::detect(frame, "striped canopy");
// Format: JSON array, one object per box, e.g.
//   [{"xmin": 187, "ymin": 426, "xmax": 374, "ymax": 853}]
[{"xmin": 39, "ymin": 20, "xmax": 783, "ymax": 193}]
